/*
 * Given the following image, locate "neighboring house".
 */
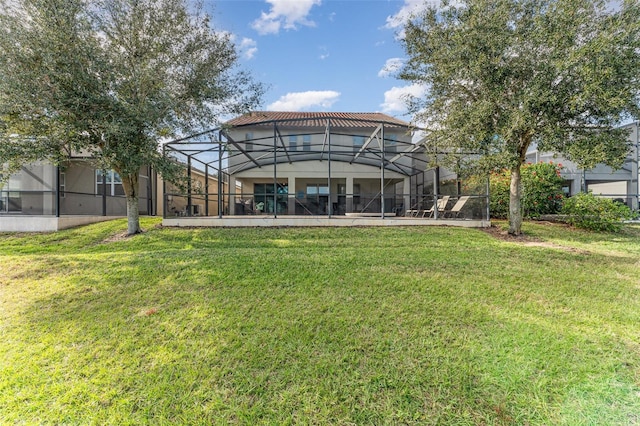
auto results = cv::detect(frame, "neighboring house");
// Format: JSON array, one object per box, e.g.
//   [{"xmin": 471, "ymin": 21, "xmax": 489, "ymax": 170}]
[
  {"xmin": 0, "ymin": 157, "xmax": 158, "ymax": 232},
  {"xmin": 162, "ymin": 157, "xmax": 228, "ymax": 218},
  {"xmin": 162, "ymin": 111, "xmax": 491, "ymax": 226},
  {"xmin": 525, "ymin": 121, "xmax": 640, "ymax": 210}
]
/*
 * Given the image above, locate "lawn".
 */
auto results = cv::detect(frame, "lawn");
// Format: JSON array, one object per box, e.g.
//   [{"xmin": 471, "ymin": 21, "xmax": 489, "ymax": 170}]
[{"xmin": 1, "ymin": 218, "xmax": 639, "ymax": 425}]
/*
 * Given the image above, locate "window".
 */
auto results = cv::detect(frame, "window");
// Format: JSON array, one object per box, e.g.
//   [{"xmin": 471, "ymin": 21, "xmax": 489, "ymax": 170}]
[
  {"xmin": 353, "ymin": 184, "xmax": 361, "ymax": 205},
  {"xmin": 245, "ymin": 132, "xmax": 253, "ymax": 152},
  {"xmin": 0, "ymin": 169, "xmax": 21, "ymax": 212},
  {"xmin": 306, "ymin": 184, "xmax": 329, "ymax": 196},
  {"xmin": 306, "ymin": 184, "xmax": 330, "ymax": 214},
  {"xmin": 303, "ymin": 135, "xmax": 311, "ymax": 151},
  {"xmin": 353, "ymin": 135, "xmax": 365, "ymax": 153},
  {"xmin": 96, "ymin": 170, "xmax": 124, "ymax": 196},
  {"xmin": 254, "ymin": 183, "xmax": 288, "ymax": 214},
  {"xmin": 385, "ymin": 134, "xmax": 397, "ymax": 153},
  {"xmin": 289, "ymin": 135, "xmax": 298, "ymax": 151},
  {"xmin": 59, "ymin": 172, "xmax": 66, "ymax": 198}
]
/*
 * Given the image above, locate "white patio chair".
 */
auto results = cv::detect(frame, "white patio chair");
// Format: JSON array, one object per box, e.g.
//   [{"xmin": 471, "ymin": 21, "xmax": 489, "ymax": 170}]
[
  {"xmin": 445, "ymin": 196, "xmax": 470, "ymax": 218},
  {"xmin": 423, "ymin": 196, "xmax": 450, "ymax": 218}
]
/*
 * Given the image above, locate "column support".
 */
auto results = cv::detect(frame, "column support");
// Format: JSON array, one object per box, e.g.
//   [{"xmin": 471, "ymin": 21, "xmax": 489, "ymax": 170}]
[
  {"xmin": 55, "ymin": 165, "xmax": 60, "ymax": 217},
  {"xmin": 288, "ymin": 175, "xmax": 296, "ymax": 215},
  {"xmin": 346, "ymin": 176, "xmax": 354, "ymax": 214}
]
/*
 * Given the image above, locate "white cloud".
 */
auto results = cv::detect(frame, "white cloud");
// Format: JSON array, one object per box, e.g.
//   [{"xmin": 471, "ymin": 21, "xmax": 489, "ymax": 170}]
[
  {"xmin": 267, "ymin": 90, "xmax": 340, "ymax": 111},
  {"xmin": 385, "ymin": 0, "xmax": 429, "ymax": 31},
  {"xmin": 385, "ymin": 0, "xmax": 459, "ymax": 38},
  {"xmin": 378, "ymin": 58, "xmax": 404, "ymax": 78},
  {"xmin": 252, "ymin": 0, "xmax": 322, "ymax": 35},
  {"xmin": 239, "ymin": 38, "xmax": 258, "ymax": 60},
  {"xmin": 380, "ymin": 84, "xmax": 427, "ymax": 114}
]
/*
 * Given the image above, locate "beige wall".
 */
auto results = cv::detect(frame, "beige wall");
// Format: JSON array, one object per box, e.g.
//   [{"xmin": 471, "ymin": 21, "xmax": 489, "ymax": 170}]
[
  {"xmin": 1, "ymin": 160, "xmax": 154, "ymax": 216},
  {"xmin": 60, "ymin": 161, "xmax": 151, "ymax": 215},
  {"xmin": 226, "ymin": 125, "xmax": 413, "ymax": 173},
  {"xmin": 162, "ymin": 169, "xmax": 227, "ymax": 217}
]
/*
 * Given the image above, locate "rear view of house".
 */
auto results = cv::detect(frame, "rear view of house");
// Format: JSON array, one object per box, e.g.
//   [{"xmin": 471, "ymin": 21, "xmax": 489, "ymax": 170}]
[
  {"xmin": 2, "ymin": 111, "xmax": 493, "ymax": 231},
  {"xmin": 163, "ymin": 111, "xmax": 490, "ymax": 227}
]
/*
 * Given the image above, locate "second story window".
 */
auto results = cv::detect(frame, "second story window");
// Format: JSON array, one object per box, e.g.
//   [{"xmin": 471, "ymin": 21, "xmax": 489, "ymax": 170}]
[
  {"xmin": 385, "ymin": 134, "xmax": 397, "ymax": 153},
  {"xmin": 245, "ymin": 132, "xmax": 253, "ymax": 152},
  {"xmin": 289, "ymin": 135, "xmax": 298, "ymax": 151},
  {"xmin": 303, "ymin": 135, "xmax": 311, "ymax": 151},
  {"xmin": 353, "ymin": 135, "xmax": 365, "ymax": 153}
]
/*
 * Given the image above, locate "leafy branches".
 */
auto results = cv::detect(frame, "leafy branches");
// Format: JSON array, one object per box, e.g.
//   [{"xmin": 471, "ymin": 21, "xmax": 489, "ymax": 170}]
[
  {"xmin": 0, "ymin": 0, "xmax": 264, "ymax": 234},
  {"xmin": 400, "ymin": 0, "xmax": 640, "ymax": 234}
]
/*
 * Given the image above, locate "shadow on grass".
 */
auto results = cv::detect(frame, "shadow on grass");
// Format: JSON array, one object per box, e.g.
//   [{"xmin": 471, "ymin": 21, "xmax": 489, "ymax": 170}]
[{"xmin": 3, "ymin": 223, "xmax": 640, "ymax": 424}]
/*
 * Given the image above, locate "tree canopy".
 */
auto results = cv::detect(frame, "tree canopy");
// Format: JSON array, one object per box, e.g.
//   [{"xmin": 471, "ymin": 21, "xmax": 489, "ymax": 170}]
[
  {"xmin": 0, "ymin": 0, "xmax": 264, "ymax": 234},
  {"xmin": 400, "ymin": 0, "xmax": 640, "ymax": 234}
]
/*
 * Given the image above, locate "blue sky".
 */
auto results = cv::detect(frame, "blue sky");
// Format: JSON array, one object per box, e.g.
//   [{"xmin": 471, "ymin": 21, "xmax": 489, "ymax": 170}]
[{"xmin": 207, "ymin": 0, "xmax": 428, "ymax": 120}]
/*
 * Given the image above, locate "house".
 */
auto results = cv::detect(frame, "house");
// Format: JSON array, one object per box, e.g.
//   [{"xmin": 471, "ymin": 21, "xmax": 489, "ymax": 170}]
[
  {"xmin": 162, "ymin": 149, "xmax": 229, "ymax": 218},
  {"xmin": 0, "ymin": 156, "xmax": 159, "ymax": 232},
  {"xmin": 1, "ymin": 111, "xmax": 493, "ymax": 231},
  {"xmin": 162, "ymin": 111, "xmax": 491, "ymax": 227},
  {"xmin": 224, "ymin": 111, "xmax": 416, "ymax": 217},
  {"xmin": 0, "ymin": 144, "xmax": 228, "ymax": 232},
  {"xmin": 525, "ymin": 121, "xmax": 639, "ymax": 210}
]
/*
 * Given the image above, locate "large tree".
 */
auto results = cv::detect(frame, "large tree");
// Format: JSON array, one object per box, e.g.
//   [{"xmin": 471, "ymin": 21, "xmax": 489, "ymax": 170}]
[
  {"xmin": 0, "ymin": 0, "xmax": 263, "ymax": 234},
  {"xmin": 400, "ymin": 0, "xmax": 640, "ymax": 235}
]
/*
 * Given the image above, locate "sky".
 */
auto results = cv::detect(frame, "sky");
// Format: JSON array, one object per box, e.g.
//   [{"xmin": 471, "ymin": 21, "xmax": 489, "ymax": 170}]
[{"xmin": 206, "ymin": 0, "xmax": 429, "ymax": 121}]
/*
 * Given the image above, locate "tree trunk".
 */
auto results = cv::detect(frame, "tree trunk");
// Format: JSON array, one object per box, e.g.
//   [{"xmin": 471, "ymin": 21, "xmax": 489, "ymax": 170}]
[
  {"xmin": 508, "ymin": 164, "xmax": 523, "ymax": 235},
  {"xmin": 121, "ymin": 173, "xmax": 141, "ymax": 235}
]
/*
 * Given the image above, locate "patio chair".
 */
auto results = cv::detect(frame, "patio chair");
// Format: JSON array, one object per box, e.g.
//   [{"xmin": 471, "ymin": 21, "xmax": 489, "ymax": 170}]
[
  {"xmin": 422, "ymin": 196, "xmax": 450, "ymax": 218},
  {"xmin": 445, "ymin": 196, "xmax": 470, "ymax": 218},
  {"xmin": 404, "ymin": 200, "xmax": 423, "ymax": 217},
  {"xmin": 405, "ymin": 206, "xmax": 420, "ymax": 217}
]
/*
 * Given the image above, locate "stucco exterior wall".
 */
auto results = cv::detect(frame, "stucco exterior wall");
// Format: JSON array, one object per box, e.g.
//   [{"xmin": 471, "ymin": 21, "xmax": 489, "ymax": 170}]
[
  {"xmin": 226, "ymin": 125, "xmax": 413, "ymax": 174},
  {"xmin": 525, "ymin": 122, "xmax": 639, "ymax": 209},
  {"xmin": 2, "ymin": 159, "xmax": 155, "ymax": 218}
]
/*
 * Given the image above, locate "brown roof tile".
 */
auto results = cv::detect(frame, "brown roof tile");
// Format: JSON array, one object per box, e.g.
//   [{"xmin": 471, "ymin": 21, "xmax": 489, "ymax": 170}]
[{"xmin": 225, "ymin": 111, "xmax": 410, "ymax": 129}]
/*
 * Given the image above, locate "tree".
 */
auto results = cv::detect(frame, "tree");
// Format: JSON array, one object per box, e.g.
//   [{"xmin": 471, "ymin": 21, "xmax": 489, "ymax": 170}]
[
  {"xmin": 0, "ymin": 0, "xmax": 263, "ymax": 235},
  {"xmin": 399, "ymin": 0, "xmax": 640, "ymax": 235},
  {"xmin": 487, "ymin": 162, "xmax": 565, "ymax": 219}
]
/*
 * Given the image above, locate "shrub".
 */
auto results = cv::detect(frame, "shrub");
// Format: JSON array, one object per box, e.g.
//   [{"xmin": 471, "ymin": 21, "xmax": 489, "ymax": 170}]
[
  {"xmin": 487, "ymin": 162, "xmax": 565, "ymax": 219},
  {"xmin": 521, "ymin": 162, "xmax": 565, "ymax": 218},
  {"xmin": 487, "ymin": 168, "xmax": 510, "ymax": 219},
  {"xmin": 560, "ymin": 192, "xmax": 634, "ymax": 232}
]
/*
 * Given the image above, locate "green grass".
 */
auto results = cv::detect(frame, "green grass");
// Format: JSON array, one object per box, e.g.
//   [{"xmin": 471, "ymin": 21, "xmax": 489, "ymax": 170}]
[{"xmin": 1, "ymin": 218, "xmax": 640, "ymax": 425}]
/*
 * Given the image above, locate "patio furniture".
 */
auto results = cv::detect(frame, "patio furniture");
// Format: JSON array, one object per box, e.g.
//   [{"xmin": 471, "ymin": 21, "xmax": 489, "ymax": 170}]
[
  {"xmin": 405, "ymin": 209, "xmax": 420, "ymax": 217},
  {"xmin": 445, "ymin": 196, "xmax": 470, "ymax": 218},
  {"xmin": 423, "ymin": 196, "xmax": 450, "ymax": 218}
]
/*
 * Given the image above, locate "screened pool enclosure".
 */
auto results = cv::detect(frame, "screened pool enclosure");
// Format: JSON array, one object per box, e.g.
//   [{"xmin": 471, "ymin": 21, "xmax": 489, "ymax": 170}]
[{"xmin": 163, "ymin": 112, "xmax": 490, "ymax": 225}]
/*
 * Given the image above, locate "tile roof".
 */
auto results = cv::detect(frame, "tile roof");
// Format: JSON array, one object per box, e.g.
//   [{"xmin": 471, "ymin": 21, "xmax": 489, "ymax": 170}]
[{"xmin": 225, "ymin": 111, "xmax": 411, "ymax": 129}]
